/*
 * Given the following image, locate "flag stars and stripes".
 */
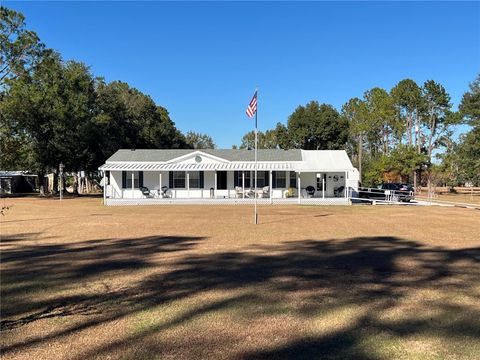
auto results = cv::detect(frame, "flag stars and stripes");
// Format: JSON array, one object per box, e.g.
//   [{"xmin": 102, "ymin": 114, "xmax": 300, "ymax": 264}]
[{"xmin": 246, "ymin": 91, "xmax": 257, "ymax": 118}]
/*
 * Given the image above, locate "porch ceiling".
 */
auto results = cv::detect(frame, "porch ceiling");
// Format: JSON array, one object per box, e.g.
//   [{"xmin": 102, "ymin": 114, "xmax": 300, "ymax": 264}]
[{"xmin": 99, "ymin": 162, "xmax": 296, "ymax": 171}]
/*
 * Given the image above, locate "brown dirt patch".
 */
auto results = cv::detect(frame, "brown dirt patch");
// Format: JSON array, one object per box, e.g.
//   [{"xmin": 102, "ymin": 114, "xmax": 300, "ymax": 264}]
[{"xmin": 1, "ymin": 197, "xmax": 479, "ymax": 359}]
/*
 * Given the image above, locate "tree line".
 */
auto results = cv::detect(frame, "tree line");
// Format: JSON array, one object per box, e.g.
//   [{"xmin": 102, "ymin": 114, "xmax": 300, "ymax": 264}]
[
  {"xmin": 1, "ymin": 6, "xmax": 478, "ymax": 194},
  {"xmin": 0, "ymin": 7, "xmax": 214, "ymax": 194},
  {"xmin": 237, "ymin": 78, "xmax": 479, "ymax": 189}
]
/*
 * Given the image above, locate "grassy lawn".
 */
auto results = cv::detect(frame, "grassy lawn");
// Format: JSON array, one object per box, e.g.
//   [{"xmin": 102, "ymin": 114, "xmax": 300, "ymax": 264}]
[
  {"xmin": 1, "ymin": 197, "xmax": 479, "ymax": 360},
  {"xmin": 417, "ymin": 193, "xmax": 480, "ymax": 205},
  {"xmin": 417, "ymin": 187, "xmax": 480, "ymax": 205}
]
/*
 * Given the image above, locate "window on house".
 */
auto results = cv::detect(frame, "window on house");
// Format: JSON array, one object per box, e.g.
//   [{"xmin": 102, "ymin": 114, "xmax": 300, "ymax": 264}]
[
  {"xmin": 189, "ymin": 171, "xmax": 200, "ymax": 189},
  {"xmin": 123, "ymin": 171, "xmax": 139, "ymax": 188},
  {"xmin": 242, "ymin": 171, "xmax": 251, "ymax": 188},
  {"xmin": 289, "ymin": 172, "xmax": 297, "ymax": 188},
  {"xmin": 173, "ymin": 171, "xmax": 186, "ymax": 188},
  {"xmin": 316, "ymin": 173, "xmax": 326, "ymax": 191},
  {"xmin": 256, "ymin": 171, "xmax": 265, "ymax": 188},
  {"xmin": 275, "ymin": 171, "xmax": 286, "ymax": 188}
]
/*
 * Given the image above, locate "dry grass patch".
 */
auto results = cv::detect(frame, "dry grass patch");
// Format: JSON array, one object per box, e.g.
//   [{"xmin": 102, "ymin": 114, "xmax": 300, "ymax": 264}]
[
  {"xmin": 431, "ymin": 193, "xmax": 480, "ymax": 205},
  {"xmin": 1, "ymin": 197, "xmax": 479, "ymax": 359}
]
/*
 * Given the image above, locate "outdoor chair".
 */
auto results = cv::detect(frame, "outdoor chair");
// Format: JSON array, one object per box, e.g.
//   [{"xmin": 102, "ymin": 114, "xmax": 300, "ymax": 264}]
[
  {"xmin": 161, "ymin": 186, "xmax": 170, "ymax": 198},
  {"xmin": 305, "ymin": 186, "xmax": 315, "ymax": 198},
  {"xmin": 235, "ymin": 186, "xmax": 244, "ymax": 198},
  {"xmin": 334, "ymin": 186, "xmax": 345, "ymax": 197},
  {"xmin": 262, "ymin": 186, "xmax": 270, "ymax": 198},
  {"xmin": 140, "ymin": 186, "xmax": 154, "ymax": 198},
  {"xmin": 245, "ymin": 189, "xmax": 255, "ymax": 198}
]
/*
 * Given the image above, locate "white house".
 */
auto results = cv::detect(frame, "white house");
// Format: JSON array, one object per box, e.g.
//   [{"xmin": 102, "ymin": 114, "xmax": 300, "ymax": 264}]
[{"xmin": 98, "ymin": 149, "xmax": 359, "ymax": 205}]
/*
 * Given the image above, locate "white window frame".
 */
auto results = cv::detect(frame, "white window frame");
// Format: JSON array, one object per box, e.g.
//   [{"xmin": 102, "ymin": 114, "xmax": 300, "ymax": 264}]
[{"xmin": 125, "ymin": 171, "xmax": 139, "ymax": 189}]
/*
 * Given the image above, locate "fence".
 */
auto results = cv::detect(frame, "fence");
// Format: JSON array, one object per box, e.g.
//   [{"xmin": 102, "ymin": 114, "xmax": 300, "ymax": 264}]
[{"xmin": 348, "ymin": 187, "xmax": 415, "ymax": 205}]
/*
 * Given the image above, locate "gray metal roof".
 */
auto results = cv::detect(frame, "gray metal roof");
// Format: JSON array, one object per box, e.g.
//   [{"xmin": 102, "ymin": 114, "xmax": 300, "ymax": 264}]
[
  {"xmin": 100, "ymin": 149, "xmax": 356, "ymax": 172},
  {"xmin": 106, "ymin": 149, "xmax": 302, "ymax": 162},
  {"xmin": 100, "ymin": 161, "xmax": 295, "ymax": 171}
]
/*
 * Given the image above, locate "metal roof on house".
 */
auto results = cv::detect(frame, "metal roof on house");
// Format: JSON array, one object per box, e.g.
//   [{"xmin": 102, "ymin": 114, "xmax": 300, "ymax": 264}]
[
  {"xmin": 299, "ymin": 150, "xmax": 354, "ymax": 171},
  {"xmin": 106, "ymin": 149, "xmax": 302, "ymax": 162},
  {"xmin": 99, "ymin": 162, "xmax": 295, "ymax": 171},
  {"xmin": 99, "ymin": 149, "xmax": 355, "ymax": 172}
]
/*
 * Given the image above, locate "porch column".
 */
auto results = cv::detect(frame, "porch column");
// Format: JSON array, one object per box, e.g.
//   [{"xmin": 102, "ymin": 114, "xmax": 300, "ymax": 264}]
[
  {"xmin": 298, "ymin": 172, "xmax": 301, "ymax": 204},
  {"xmin": 159, "ymin": 172, "xmax": 162, "ymax": 194},
  {"xmin": 187, "ymin": 172, "xmax": 190, "ymax": 198},
  {"xmin": 103, "ymin": 171, "xmax": 106, "ymax": 205},
  {"xmin": 322, "ymin": 174, "xmax": 325, "ymax": 199},
  {"xmin": 131, "ymin": 172, "xmax": 134, "ymax": 199},
  {"xmin": 345, "ymin": 171, "xmax": 348, "ymax": 198},
  {"xmin": 214, "ymin": 171, "xmax": 217, "ymax": 198},
  {"xmin": 242, "ymin": 171, "xmax": 245, "ymax": 198},
  {"xmin": 269, "ymin": 170, "xmax": 273, "ymax": 204}
]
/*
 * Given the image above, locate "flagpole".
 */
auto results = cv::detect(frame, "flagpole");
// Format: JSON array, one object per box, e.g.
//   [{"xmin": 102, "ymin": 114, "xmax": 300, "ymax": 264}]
[{"xmin": 254, "ymin": 88, "xmax": 258, "ymax": 225}]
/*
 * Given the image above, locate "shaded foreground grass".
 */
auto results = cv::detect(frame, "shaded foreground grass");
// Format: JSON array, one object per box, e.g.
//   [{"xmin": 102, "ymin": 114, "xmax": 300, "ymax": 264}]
[{"xmin": 1, "ymin": 198, "xmax": 479, "ymax": 359}]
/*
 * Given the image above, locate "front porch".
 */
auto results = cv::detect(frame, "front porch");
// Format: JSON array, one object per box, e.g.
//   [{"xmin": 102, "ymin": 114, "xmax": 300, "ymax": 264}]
[
  {"xmin": 104, "ymin": 197, "xmax": 351, "ymax": 206},
  {"xmin": 103, "ymin": 169, "xmax": 353, "ymax": 205}
]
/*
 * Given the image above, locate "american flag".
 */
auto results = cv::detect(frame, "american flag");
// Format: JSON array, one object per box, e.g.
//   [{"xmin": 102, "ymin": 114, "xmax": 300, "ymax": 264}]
[{"xmin": 246, "ymin": 91, "xmax": 257, "ymax": 118}]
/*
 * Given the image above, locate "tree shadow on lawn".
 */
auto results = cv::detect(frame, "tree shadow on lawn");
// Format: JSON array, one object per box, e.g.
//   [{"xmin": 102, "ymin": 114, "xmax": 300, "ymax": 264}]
[
  {"xmin": 1, "ymin": 235, "xmax": 480, "ymax": 359},
  {"xmin": 0, "ymin": 234, "xmax": 203, "ymax": 320},
  {"xmin": 0, "ymin": 233, "xmax": 46, "ymax": 243}
]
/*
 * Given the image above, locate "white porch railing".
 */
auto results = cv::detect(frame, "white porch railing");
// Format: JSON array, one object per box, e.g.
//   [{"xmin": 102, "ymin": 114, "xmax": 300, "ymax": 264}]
[
  {"xmin": 106, "ymin": 185, "xmax": 122, "ymax": 199},
  {"xmin": 105, "ymin": 184, "xmax": 355, "ymax": 206},
  {"xmin": 104, "ymin": 197, "xmax": 350, "ymax": 206}
]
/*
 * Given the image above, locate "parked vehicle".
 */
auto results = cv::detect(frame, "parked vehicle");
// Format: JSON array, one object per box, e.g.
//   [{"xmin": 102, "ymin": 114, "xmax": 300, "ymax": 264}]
[
  {"xmin": 398, "ymin": 183, "xmax": 414, "ymax": 192},
  {"xmin": 358, "ymin": 183, "xmax": 414, "ymax": 202}
]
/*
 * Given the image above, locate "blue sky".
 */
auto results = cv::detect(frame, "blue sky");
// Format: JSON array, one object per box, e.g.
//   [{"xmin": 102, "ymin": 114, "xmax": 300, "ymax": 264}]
[{"xmin": 5, "ymin": 1, "xmax": 480, "ymax": 148}]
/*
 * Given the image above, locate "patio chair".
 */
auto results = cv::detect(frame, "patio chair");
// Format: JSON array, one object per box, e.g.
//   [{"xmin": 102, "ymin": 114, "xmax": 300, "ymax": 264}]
[
  {"xmin": 334, "ymin": 186, "xmax": 345, "ymax": 197},
  {"xmin": 262, "ymin": 186, "xmax": 270, "ymax": 198},
  {"xmin": 245, "ymin": 189, "xmax": 255, "ymax": 198},
  {"xmin": 235, "ymin": 186, "xmax": 244, "ymax": 198},
  {"xmin": 140, "ymin": 186, "xmax": 154, "ymax": 198},
  {"xmin": 161, "ymin": 186, "xmax": 170, "ymax": 198},
  {"xmin": 305, "ymin": 186, "xmax": 315, "ymax": 198}
]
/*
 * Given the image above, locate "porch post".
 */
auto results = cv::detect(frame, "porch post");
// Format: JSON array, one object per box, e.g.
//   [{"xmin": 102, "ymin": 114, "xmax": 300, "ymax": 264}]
[
  {"xmin": 345, "ymin": 171, "xmax": 348, "ymax": 198},
  {"xmin": 187, "ymin": 172, "xmax": 190, "ymax": 198},
  {"xmin": 242, "ymin": 171, "xmax": 245, "ymax": 198},
  {"xmin": 131, "ymin": 172, "xmax": 134, "ymax": 198},
  {"xmin": 322, "ymin": 174, "xmax": 325, "ymax": 199},
  {"xmin": 159, "ymin": 172, "xmax": 162, "ymax": 194},
  {"xmin": 214, "ymin": 171, "xmax": 217, "ymax": 198},
  {"xmin": 298, "ymin": 172, "xmax": 301, "ymax": 204},
  {"xmin": 103, "ymin": 171, "xmax": 106, "ymax": 205},
  {"xmin": 269, "ymin": 170, "xmax": 273, "ymax": 204}
]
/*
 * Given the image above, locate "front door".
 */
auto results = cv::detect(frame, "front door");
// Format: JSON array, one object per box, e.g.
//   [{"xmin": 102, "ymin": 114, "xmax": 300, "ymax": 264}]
[{"xmin": 217, "ymin": 171, "xmax": 227, "ymax": 190}]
